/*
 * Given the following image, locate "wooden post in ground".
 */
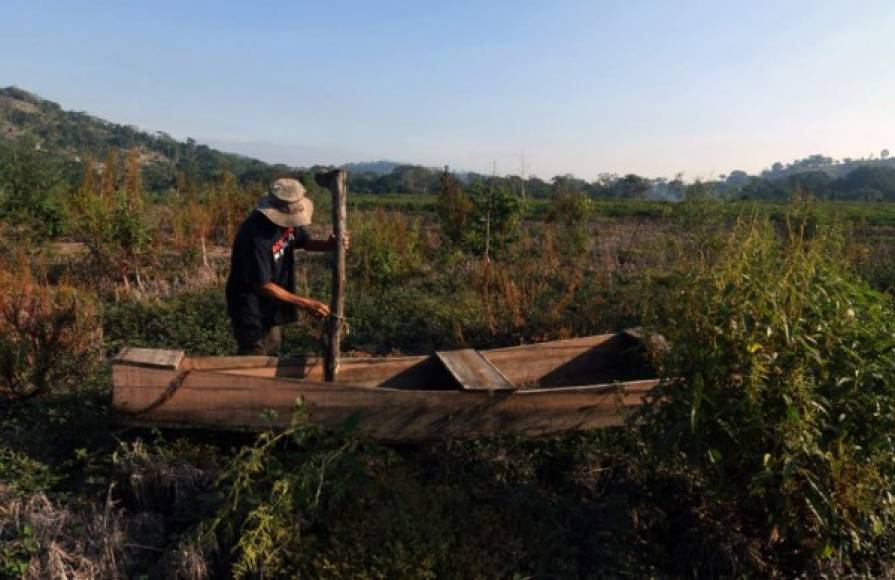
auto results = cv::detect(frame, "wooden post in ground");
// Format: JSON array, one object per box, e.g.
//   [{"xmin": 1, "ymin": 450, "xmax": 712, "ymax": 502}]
[{"xmin": 325, "ymin": 169, "xmax": 348, "ymax": 381}]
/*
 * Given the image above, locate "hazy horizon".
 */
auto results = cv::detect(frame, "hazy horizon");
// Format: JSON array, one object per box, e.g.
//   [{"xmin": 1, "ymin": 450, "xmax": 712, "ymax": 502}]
[{"xmin": 2, "ymin": 0, "xmax": 894, "ymax": 180}]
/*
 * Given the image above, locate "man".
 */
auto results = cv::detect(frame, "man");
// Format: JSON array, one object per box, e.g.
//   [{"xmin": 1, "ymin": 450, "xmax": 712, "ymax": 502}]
[{"xmin": 225, "ymin": 177, "xmax": 348, "ymax": 356}]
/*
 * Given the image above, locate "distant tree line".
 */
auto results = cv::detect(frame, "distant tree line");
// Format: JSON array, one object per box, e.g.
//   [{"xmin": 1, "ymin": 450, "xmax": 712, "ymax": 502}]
[
  {"xmin": 348, "ymin": 165, "xmax": 677, "ymax": 200},
  {"xmin": 349, "ymin": 160, "xmax": 895, "ymax": 203}
]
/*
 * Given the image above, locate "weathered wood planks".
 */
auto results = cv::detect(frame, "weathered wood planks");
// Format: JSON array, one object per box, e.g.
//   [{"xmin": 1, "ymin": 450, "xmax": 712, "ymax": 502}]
[
  {"xmin": 111, "ymin": 332, "xmax": 660, "ymax": 439},
  {"xmin": 112, "ymin": 363, "xmax": 658, "ymax": 439},
  {"xmin": 114, "ymin": 347, "xmax": 184, "ymax": 369},
  {"xmin": 435, "ymin": 349, "xmax": 515, "ymax": 391}
]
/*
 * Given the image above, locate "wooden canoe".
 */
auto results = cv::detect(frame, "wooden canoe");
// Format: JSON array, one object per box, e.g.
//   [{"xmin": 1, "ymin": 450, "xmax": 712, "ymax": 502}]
[{"xmin": 112, "ymin": 331, "xmax": 659, "ymax": 441}]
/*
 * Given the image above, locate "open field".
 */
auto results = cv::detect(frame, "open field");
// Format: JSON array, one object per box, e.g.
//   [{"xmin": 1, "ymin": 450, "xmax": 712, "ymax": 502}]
[
  {"xmin": 4, "ymin": 191, "xmax": 895, "ymax": 577},
  {"xmin": 353, "ymin": 192, "xmax": 895, "ymax": 227}
]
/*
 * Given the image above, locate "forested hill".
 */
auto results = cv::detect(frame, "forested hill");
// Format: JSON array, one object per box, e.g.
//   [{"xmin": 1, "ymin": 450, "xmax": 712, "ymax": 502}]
[
  {"xmin": 0, "ymin": 86, "xmax": 290, "ymax": 191},
  {"xmin": 3, "ymin": 86, "xmax": 895, "ymax": 201}
]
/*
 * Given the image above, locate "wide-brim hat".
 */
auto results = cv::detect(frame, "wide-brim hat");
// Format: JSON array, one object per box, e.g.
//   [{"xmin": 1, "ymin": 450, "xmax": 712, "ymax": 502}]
[{"xmin": 256, "ymin": 178, "xmax": 314, "ymax": 227}]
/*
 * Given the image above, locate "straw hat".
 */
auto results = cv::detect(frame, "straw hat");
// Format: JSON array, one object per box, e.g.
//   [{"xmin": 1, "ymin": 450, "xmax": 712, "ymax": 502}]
[{"xmin": 256, "ymin": 178, "xmax": 314, "ymax": 227}]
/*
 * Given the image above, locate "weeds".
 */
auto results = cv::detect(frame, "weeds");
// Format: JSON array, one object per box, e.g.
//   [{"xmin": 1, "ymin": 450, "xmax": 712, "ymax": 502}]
[
  {"xmin": 201, "ymin": 405, "xmax": 366, "ymax": 578},
  {"xmin": 641, "ymin": 212, "xmax": 895, "ymax": 572},
  {"xmin": 0, "ymin": 489, "xmax": 131, "ymax": 580},
  {"xmin": 0, "ymin": 260, "xmax": 101, "ymax": 400},
  {"xmin": 7, "ymin": 193, "xmax": 895, "ymax": 576}
]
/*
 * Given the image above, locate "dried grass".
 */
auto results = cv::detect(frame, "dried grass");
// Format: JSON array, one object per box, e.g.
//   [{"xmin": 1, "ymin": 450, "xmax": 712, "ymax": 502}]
[
  {"xmin": 112, "ymin": 439, "xmax": 217, "ymax": 517},
  {"xmin": 0, "ymin": 487, "xmax": 129, "ymax": 579},
  {"xmin": 0, "ymin": 485, "xmax": 213, "ymax": 579}
]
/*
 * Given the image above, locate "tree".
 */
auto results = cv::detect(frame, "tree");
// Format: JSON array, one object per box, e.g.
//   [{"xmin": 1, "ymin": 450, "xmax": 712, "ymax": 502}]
[
  {"xmin": 71, "ymin": 156, "xmax": 107, "ymax": 235},
  {"xmin": 683, "ymin": 180, "xmax": 715, "ymax": 202},
  {"xmin": 725, "ymin": 170, "xmax": 750, "ymax": 188},
  {"xmin": 71, "ymin": 149, "xmax": 151, "ymax": 289},
  {"xmin": 785, "ymin": 171, "xmax": 832, "ymax": 199},
  {"xmin": 436, "ymin": 167, "xmax": 472, "ymax": 247},
  {"xmin": 211, "ymin": 170, "xmax": 252, "ymax": 243},
  {"xmin": 467, "ymin": 181, "xmax": 521, "ymax": 260},
  {"xmin": 882, "ymin": 149, "xmax": 890, "ymax": 160},
  {"xmin": 548, "ymin": 175, "xmax": 591, "ymax": 227},
  {"xmin": 836, "ymin": 166, "xmax": 895, "ymax": 201},
  {"xmin": 613, "ymin": 174, "xmax": 650, "ymax": 199},
  {"xmin": 0, "ymin": 137, "xmax": 68, "ymax": 239},
  {"xmin": 99, "ymin": 149, "xmax": 119, "ymax": 199},
  {"xmin": 123, "ymin": 147, "xmax": 144, "ymax": 200}
]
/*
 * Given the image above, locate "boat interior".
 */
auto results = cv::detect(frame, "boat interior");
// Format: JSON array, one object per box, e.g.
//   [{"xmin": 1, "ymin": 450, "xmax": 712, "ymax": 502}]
[{"xmin": 172, "ymin": 331, "xmax": 655, "ymax": 391}]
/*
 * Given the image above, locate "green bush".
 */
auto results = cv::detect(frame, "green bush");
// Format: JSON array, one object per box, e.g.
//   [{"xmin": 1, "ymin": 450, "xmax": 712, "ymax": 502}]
[
  {"xmin": 345, "ymin": 284, "xmax": 482, "ymax": 354},
  {"xmin": 348, "ymin": 209, "xmax": 428, "ymax": 287},
  {"xmin": 0, "ymin": 137, "xmax": 69, "ymax": 240},
  {"xmin": 103, "ymin": 290, "xmax": 233, "ymax": 355},
  {"xmin": 200, "ymin": 408, "xmax": 666, "ymax": 578},
  {"xmin": 641, "ymin": 214, "xmax": 895, "ymax": 570},
  {"xmin": 466, "ymin": 182, "xmax": 522, "ymax": 259}
]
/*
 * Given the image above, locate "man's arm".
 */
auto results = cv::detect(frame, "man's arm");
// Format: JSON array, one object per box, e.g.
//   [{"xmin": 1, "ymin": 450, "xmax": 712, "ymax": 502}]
[
  {"xmin": 303, "ymin": 232, "xmax": 351, "ymax": 253},
  {"xmin": 257, "ymin": 282, "xmax": 330, "ymax": 318}
]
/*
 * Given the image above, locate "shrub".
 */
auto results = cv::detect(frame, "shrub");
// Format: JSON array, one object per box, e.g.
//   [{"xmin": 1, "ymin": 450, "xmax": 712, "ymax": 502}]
[
  {"xmin": 640, "ymin": 214, "xmax": 895, "ymax": 570},
  {"xmin": 436, "ymin": 168, "xmax": 473, "ymax": 247},
  {"xmin": 348, "ymin": 209, "xmax": 428, "ymax": 286},
  {"xmin": 103, "ymin": 289, "xmax": 233, "ymax": 355},
  {"xmin": 200, "ymin": 408, "xmax": 665, "ymax": 579},
  {"xmin": 0, "ymin": 137, "xmax": 70, "ymax": 241},
  {"xmin": 71, "ymin": 153, "xmax": 153, "ymax": 289},
  {"xmin": 0, "ymin": 263, "xmax": 101, "ymax": 400},
  {"xmin": 201, "ymin": 406, "xmax": 368, "ymax": 578},
  {"xmin": 466, "ymin": 182, "xmax": 522, "ymax": 259}
]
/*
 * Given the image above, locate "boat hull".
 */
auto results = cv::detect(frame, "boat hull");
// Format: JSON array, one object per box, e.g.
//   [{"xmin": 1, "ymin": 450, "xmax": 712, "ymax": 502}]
[{"xmin": 112, "ymin": 332, "xmax": 659, "ymax": 440}]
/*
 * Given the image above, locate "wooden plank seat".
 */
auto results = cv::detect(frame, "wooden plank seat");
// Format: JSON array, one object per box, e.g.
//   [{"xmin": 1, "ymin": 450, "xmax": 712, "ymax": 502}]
[
  {"xmin": 114, "ymin": 347, "xmax": 185, "ymax": 369},
  {"xmin": 435, "ymin": 349, "xmax": 516, "ymax": 391}
]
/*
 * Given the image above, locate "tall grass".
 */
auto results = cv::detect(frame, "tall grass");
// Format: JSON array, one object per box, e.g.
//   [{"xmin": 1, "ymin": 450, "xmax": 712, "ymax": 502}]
[{"xmin": 641, "ymin": 211, "xmax": 895, "ymax": 571}]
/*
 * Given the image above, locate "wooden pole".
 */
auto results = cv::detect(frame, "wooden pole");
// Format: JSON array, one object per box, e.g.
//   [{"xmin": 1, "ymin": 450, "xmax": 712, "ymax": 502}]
[{"xmin": 325, "ymin": 169, "xmax": 347, "ymax": 381}]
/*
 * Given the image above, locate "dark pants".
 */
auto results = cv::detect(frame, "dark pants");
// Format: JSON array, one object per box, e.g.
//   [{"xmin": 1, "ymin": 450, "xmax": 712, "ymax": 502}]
[{"xmin": 233, "ymin": 324, "xmax": 282, "ymax": 356}]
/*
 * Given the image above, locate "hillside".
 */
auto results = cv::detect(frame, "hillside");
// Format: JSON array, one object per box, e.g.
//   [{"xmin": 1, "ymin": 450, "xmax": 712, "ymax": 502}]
[
  {"xmin": 757, "ymin": 152, "xmax": 895, "ymax": 180},
  {"xmin": 340, "ymin": 160, "xmax": 402, "ymax": 176},
  {"xmin": 0, "ymin": 86, "xmax": 285, "ymax": 191}
]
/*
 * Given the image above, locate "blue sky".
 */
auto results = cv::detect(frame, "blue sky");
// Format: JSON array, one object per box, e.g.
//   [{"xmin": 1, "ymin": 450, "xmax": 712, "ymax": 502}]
[{"xmin": 2, "ymin": 0, "xmax": 894, "ymax": 179}]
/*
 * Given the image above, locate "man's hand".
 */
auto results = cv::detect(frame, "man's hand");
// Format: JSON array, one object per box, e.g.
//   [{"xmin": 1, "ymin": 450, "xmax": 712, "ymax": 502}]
[
  {"xmin": 257, "ymin": 282, "xmax": 330, "ymax": 319},
  {"xmin": 296, "ymin": 296, "xmax": 330, "ymax": 319}
]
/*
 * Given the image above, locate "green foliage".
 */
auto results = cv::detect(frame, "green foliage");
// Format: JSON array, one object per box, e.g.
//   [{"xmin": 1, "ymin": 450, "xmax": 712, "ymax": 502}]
[
  {"xmin": 349, "ymin": 209, "xmax": 427, "ymax": 286},
  {"xmin": 200, "ymin": 405, "xmax": 674, "ymax": 578},
  {"xmin": 837, "ymin": 165, "xmax": 895, "ymax": 200},
  {"xmin": 0, "ymin": 87, "xmax": 276, "ymax": 193},
  {"xmin": 203, "ymin": 405, "xmax": 367, "ymax": 578},
  {"xmin": 0, "ymin": 137, "xmax": 69, "ymax": 238},
  {"xmin": 0, "ymin": 447, "xmax": 62, "ymax": 494},
  {"xmin": 546, "ymin": 183, "xmax": 592, "ymax": 253},
  {"xmin": 103, "ymin": 290, "xmax": 233, "ymax": 355},
  {"xmin": 547, "ymin": 188, "xmax": 591, "ymax": 227},
  {"xmin": 345, "ymin": 284, "xmax": 482, "ymax": 354},
  {"xmin": 436, "ymin": 168, "xmax": 473, "ymax": 247},
  {"xmin": 641, "ymin": 212, "xmax": 895, "ymax": 566},
  {"xmin": 71, "ymin": 157, "xmax": 153, "ymax": 285},
  {"xmin": 467, "ymin": 181, "xmax": 522, "ymax": 258},
  {"xmin": 1, "ymin": 523, "xmax": 39, "ymax": 579}
]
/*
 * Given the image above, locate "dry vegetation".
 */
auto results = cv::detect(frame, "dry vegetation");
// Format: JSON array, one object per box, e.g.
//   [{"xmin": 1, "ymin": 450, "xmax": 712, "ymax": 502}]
[{"xmin": 5, "ymin": 151, "xmax": 895, "ymax": 577}]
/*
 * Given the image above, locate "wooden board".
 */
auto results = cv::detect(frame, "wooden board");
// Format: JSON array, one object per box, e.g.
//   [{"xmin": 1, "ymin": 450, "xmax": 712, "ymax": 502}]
[
  {"xmin": 114, "ymin": 347, "xmax": 184, "ymax": 369},
  {"xmin": 435, "ymin": 349, "xmax": 516, "ymax": 391},
  {"xmin": 112, "ymin": 364, "xmax": 658, "ymax": 440},
  {"xmin": 110, "ymin": 331, "xmax": 661, "ymax": 439},
  {"xmin": 189, "ymin": 333, "xmax": 634, "ymax": 389}
]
